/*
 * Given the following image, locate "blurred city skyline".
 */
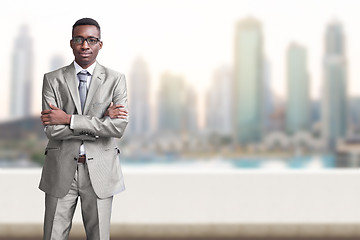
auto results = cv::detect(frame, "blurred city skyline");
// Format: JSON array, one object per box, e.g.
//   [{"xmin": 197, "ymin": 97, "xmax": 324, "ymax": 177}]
[{"xmin": 3, "ymin": 0, "xmax": 360, "ymax": 126}]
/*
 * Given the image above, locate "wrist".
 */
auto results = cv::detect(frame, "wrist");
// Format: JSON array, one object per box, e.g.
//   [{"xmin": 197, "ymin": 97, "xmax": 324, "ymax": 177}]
[{"xmin": 66, "ymin": 114, "xmax": 71, "ymax": 125}]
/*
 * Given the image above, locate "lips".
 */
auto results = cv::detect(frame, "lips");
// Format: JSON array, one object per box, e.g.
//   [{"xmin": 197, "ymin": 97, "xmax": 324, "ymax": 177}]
[{"xmin": 79, "ymin": 52, "xmax": 91, "ymax": 57}]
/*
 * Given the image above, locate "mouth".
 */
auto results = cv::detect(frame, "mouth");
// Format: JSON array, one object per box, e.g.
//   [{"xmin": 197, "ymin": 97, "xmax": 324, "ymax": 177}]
[{"xmin": 79, "ymin": 52, "xmax": 91, "ymax": 57}]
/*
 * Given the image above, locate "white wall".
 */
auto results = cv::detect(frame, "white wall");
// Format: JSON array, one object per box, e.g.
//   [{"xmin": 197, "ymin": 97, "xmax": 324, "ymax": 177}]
[{"xmin": 1, "ymin": 168, "xmax": 360, "ymax": 237}]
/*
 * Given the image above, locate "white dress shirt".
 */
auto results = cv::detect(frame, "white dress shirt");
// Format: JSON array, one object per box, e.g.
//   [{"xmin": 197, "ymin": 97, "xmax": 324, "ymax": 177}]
[{"xmin": 70, "ymin": 61, "xmax": 97, "ymax": 155}]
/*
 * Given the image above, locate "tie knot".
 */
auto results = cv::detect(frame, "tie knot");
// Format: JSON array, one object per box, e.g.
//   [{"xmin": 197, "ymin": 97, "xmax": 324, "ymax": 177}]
[{"xmin": 78, "ymin": 70, "xmax": 89, "ymax": 82}]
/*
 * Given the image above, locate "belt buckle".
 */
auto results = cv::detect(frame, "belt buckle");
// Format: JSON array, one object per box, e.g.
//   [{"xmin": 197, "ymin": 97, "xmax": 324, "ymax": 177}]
[{"xmin": 78, "ymin": 154, "xmax": 86, "ymax": 164}]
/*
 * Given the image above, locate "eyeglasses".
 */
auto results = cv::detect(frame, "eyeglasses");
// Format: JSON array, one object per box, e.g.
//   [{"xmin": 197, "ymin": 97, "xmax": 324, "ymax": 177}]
[{"xmin": 72, "ymin": 37, "xmax": 101, "ymax": 45}]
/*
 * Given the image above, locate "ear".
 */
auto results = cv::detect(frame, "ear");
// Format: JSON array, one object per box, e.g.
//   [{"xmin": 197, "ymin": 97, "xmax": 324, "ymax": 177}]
[
  {"xmin": 70, "ymin": 39, "xmax": 74, "ymax": 49},
  {"xmin": 99, "ymin": 41, "xmax": 103, "ymax": 49}
]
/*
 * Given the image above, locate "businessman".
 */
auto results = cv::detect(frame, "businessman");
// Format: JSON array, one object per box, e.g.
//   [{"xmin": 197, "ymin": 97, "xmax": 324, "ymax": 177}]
[{"xmin": 40, "ymin": 18, "xmax": 128, "ymax": 240}]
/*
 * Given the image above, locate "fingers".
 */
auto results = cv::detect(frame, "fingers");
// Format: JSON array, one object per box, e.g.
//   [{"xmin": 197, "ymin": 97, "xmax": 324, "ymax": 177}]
[
  {"xmin": 41, "ymin": 114, "xmax": 51, "ymax": 125},
  {"xmin": 113, "ymin": 104, "xmax": 125, "ymax": 109},
  {"xmin": 48, "ymin": 102, "xmax": 59, "ymax": 110},
  {"xmin": 108, "ymin": 104, "xmax": 125, "ymax": 109},
  {"xmin": 41, "ymin": 110, "xmax": 51, "ymax": 115},
  {"xmin": 107, "ymin": 107, "xmax": 128, "ymax": 119}
]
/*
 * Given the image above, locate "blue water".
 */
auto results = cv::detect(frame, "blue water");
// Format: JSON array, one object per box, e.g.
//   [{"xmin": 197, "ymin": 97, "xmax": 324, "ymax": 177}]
[{"xmin": 122, "ymin": 155, "xmax": 336, "ymax": 169}]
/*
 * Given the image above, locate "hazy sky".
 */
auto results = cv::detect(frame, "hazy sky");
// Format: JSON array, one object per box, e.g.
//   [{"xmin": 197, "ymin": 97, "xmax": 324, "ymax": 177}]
[{"xmin": 1, "ymin": 0, "xmax": 360, "ymax": 122}]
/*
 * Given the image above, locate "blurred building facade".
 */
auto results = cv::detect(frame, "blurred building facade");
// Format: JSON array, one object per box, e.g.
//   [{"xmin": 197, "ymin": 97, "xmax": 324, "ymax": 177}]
[
  {"xmin": 233, "ymin": 17, "xmax": 264, "ymax": 145},
  {"xmin": 286, "ymin": 43, "xmax": 310, "ymax": 135},
  {"xmin": 184, "ymin": 85, "xmax": 198, "ymax": 134},
  {"xmin": 129, "ymin": 57, "xmax": 151, "ymax": 136},
  {"xmin": 157, "ymin": 72, "xmax": 186, "ymax": 134},
  {"xmin": 262, "ymin": 59, "xmax": 275, "ymax": 133},
  {"xmin": 322, "ymin": 21, "xmax": 348, "ymax": 150},
  {"xmin": 10, "ymin": 25, "xmax": 33, "ymax": 119},
  {"xmin": 205, "ymin": 66, "xmax": 233, "ymax": 135},
  {"xmin": 50, "ymin": 55, "xmax": 66, "ymax": 71}
]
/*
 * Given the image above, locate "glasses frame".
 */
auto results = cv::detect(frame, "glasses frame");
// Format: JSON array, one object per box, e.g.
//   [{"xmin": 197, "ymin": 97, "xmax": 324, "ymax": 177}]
[{"xmin": 72, "ymin": 37, "xmax": 101, "ymax": 45}]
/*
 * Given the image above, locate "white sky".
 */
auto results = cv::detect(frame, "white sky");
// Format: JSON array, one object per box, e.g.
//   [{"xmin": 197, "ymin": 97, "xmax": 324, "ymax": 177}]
[{"xmin": 1, "ymin": 0, "xmax": 360, "ymax": 122}]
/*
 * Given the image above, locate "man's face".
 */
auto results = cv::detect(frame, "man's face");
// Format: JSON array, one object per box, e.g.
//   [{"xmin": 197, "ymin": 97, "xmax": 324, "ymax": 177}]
[{"xmin": 70, "ymin": 25, "xmax": 103, "ymax": 69}]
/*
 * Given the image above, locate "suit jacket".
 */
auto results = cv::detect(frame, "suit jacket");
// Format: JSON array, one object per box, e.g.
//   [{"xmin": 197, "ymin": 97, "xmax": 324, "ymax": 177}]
[{"xmin": 39, "ymin": 62, "xmax": 128, "ymax": 199}]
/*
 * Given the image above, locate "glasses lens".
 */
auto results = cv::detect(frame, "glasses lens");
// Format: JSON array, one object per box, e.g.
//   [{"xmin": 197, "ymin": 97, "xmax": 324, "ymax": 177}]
[
  {"xmin": 87, "ymin": 38, "xmax": 98, "ymax": 45},
  {"xmin": 73, "ymin": 37, "xmax": 84, "ymax": 44}
]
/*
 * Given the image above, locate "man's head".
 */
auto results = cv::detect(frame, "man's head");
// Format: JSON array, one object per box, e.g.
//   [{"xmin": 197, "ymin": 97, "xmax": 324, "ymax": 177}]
[{"xmin": 70, "ymin": 18, "xmax": 103, "ymax": 69}]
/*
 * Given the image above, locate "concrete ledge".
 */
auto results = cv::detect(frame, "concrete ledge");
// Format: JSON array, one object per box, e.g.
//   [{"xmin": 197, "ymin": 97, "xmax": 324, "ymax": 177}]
[
  {"xmin": 3, "ymin": 169, "xmax": 360, "ymax": 238},
  {"xmin": 2, "ymin": 224, "xmax": 360, "ymax": 238}
]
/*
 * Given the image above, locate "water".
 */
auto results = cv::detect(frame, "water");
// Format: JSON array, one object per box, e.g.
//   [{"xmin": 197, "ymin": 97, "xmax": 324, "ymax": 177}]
[
  {"xmin": 0, "ymin": 155, "xmax": 336, "ymax": 169},
  {"xmin": 121, "ymin": 155, "xmax": 336, "ymax": 170}
]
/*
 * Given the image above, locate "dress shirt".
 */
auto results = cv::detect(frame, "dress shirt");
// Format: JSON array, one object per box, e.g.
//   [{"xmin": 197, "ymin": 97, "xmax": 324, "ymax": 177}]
[{"xmin": 70, "ymin": 61, "xmax": 97, "ymax": 156}]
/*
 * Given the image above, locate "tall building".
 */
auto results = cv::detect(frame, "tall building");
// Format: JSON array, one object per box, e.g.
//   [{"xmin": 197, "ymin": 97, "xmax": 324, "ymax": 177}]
[
  {"xmin": 129, "ymin": 57, "xmax": 151, "ymax": 136},
  {"xmin": 263, "ymin": 59, "xmax": 275, "ymax": 133},
  {"xmin": 157, "ymin": 72, "xmax": 186, "ymax": 133},
  {"xmin": 233, "ymin": 17, "xmax": 264, "ymax": 144},
  {"xmin": 348, "ymin": 97, "xmax": 360, "ymax": 137},
  {"xmin": 206, "ymin": 66, "xmax": 233, "ymax": 135},
  {"xmin": 10, "ymin": 25, "xmax": 33, "ymax": 119},
  {"xmin": 50, "ymin": 55, "xmax": 65, "ymax": 71},
  {"xmin": 322, "ymin": 20, "xmax": 348, "ymax": 150},
  {"xmin": 184, "ymin": 85, "xmax": 198, "ymax": 134},
  {"xmin": 286, "ymin": 43, "xmax": 310, "ymax": 134}
]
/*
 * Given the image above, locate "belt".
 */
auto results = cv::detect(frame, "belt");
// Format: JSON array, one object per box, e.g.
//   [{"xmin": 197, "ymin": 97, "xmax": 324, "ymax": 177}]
[{"xmin": 78, "ymin": 154, "xmax": 86, "ymax": 163}]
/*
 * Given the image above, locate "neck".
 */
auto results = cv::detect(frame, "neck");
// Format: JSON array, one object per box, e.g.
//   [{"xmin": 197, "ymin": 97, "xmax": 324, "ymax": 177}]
[{"xmin": 75, "ymin": 60, "xmax": 96, "ymax": 69}]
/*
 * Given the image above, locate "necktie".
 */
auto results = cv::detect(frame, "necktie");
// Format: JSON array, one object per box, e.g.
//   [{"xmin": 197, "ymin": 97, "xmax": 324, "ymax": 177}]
[{"xmin": 78, "ymin": 70, "xmax": 89, "ymax": 113}]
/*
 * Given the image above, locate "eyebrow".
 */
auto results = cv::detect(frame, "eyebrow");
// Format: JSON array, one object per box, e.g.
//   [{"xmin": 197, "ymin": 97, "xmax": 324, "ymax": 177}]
[{"xmin": 73, "ymin": 35, "xmax": 99, "ymax": 39}]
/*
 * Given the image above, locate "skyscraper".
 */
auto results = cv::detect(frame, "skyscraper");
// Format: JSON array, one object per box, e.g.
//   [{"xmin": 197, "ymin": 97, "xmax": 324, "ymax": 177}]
[
  {"xmin": 233, "ymin": 17, "xmax": 264, "ymax": 144},
  {"xmin": 206, "ymin": 66, "xmax": 233, "ymax": 135},
  {"xmin": 50, "ymin": 55, "xmax": 65, "ymax": 71},
  {"xmin": 184, "ymin": 85, "xmax": 198, "ymax": 134},
  {"xmin": 263, "ymin": 59, "xmax": 275, "ymax": 132},
  {"xmin": 129, "ymin": 57, "xmax": 151, "ymax": 136},
  {"xmin": 157, "ymin": 72, "xmax": 186, "ymax": 133},
  {"xmin": 322, "ymin": 20, "xmax": 348, "ymax": 150},
  {"xmin": 286, "ymin": 43, "xmax": 310, "ymax": 134},
  {"xmin": 10, "ymin": 25, "xmax": 33, "ymax": 119}
]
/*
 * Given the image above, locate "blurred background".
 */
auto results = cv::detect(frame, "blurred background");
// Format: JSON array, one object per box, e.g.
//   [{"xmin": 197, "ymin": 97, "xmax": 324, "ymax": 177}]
[
  {"xmin": 2, "ymin": 0, "xmax": 360, "ymax": 239},
  {"xmin": 2, "ymin": 0, "xmax": 360, "ymax": 169}
]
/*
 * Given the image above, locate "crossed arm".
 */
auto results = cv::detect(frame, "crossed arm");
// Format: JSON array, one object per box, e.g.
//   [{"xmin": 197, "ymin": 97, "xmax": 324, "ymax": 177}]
[
  {"xmin": 41, "ymin": 102, "xmax": 128, "ymax": 125},
  {"xmin": 41, "ymin": 73, "xmax": 129, "ymax": 141},
  {"xmin": 40, "ymin": 102, "xmax": 128, "ymax": 140}
]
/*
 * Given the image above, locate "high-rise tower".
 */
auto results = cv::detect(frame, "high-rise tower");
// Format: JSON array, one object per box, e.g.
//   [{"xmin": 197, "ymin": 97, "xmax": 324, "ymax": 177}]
[
  {"xmin": 322, "ymin": 21, "xmax": 348, "ymax": 150},
  {"xmin": 206, "ymin": 66, "xmax": 233, "ymax": 135},
  {"xmin": 10, "ymin": 25, "xmax": 33, "ymax": 119},
  {"xmin": 157, "ymin": 72, "xmax": 186, "ymax": 133},
  {"xmin": 129, "ymin": 57, "xmax": 151, "ymax": 136},
  {"xmin": 286, "ymin": 43, "xmax": 310, "ymax": 134},
  {"xmin": 233, "ymin": 17, "xmax": 264, "ymax": 144}
]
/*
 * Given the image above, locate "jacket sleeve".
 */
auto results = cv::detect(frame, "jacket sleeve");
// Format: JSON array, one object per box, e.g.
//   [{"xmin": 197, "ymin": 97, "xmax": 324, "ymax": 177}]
[
  {"xmin": 42, "ymin": 74, "xmax": 96, "ymax": 141},
  {"xmin": 70, "ymin": 73, "xmax": 129, "ymax": 139}
]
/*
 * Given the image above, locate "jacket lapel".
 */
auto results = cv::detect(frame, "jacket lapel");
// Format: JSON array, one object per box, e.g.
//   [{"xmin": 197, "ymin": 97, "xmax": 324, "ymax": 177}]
[
  {"xmin": 83, "ymin": 63, "xmax": 105, "ymax": 114},
  {"xmin": 63, "ymin": 63, "xmax": 82, "ymax": 114}
]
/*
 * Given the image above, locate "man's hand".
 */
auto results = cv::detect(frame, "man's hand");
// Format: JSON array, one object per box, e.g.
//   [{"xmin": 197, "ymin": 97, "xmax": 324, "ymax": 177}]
[
  {"xmin": 41, "ymin": 103, "xmax": 71, "ymax": 126},
  {"xmin": 104, "ymin": 102, "xmax": 128, "ymax": 119}
]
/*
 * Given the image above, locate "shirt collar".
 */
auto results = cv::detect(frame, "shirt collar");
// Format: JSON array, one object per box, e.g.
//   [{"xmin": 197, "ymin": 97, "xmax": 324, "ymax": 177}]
[{"xmin": 73, "ymin": 61, "xmax": 97, "ymax": 76}]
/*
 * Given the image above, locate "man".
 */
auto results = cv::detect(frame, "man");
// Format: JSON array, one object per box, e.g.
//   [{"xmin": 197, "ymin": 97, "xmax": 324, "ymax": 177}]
[{"xmin": 40, "ymin": 18, "xmax": 128, "ymax": 240}]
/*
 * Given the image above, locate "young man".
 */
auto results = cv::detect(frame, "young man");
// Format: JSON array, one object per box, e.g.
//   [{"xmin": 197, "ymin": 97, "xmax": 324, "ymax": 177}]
[{"xmin": 40, "ymin": 18, "xmax": 128, "ymax": 240}]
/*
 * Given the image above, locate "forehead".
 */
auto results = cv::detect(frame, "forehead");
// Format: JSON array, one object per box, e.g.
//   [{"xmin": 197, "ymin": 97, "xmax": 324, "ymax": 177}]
[{"xmin": 73, "ymin": 25, "xmax": 100, "ymax": 37}]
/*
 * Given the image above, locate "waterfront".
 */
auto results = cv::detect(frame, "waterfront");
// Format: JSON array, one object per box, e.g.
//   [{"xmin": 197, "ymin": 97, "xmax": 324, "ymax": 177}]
[
  {"xmin": 0, "ymin": 155, "xmax": 337, "ymax": 170},
  {"xmin": 121, "ymin": 155, "xmax": 336, "ymax": 170}
]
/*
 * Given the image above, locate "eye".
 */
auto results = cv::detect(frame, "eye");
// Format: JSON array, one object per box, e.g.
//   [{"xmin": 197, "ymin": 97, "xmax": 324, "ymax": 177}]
[
  {"xmin": 88, "ymin": 38, "xmax": 98, "ymax": 44},
  {"xmin": 73, "ymin": 37, "xmax": 84, "ymax": 44}
]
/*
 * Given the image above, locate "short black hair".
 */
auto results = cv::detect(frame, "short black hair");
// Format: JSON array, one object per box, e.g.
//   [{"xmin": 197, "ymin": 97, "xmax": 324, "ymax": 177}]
[{"xmin": 72, "ymin": 18, "xmax": 101, "ymax": 38}]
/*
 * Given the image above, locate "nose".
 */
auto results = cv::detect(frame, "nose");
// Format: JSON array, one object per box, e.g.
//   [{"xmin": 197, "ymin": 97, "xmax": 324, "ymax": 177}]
[{"xmin": 81, "ymin": 40, "xmax": 90, "ymax": 49}]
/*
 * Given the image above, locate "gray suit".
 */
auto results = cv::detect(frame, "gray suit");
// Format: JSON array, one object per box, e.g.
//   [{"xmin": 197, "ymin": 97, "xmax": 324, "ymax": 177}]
[{"xmin": 39, "ymin": 62, "xmax": 128, "ymax": 239}]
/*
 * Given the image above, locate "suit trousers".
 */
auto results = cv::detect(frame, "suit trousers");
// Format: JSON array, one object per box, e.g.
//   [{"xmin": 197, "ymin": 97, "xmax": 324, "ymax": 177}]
[{"xmin": 43, "ymin": 163, "xmax": 113, "ymax": 240}]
